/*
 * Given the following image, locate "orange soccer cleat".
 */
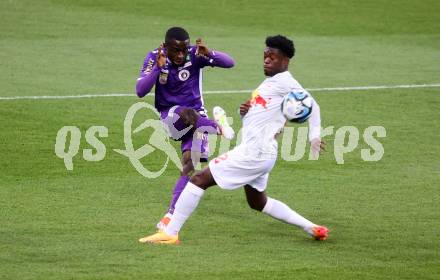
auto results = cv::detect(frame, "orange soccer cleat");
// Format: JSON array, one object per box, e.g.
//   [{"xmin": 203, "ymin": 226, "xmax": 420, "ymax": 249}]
[{"xmin": 311, "ymin": 225, "xmax": 329, "ymax": 241}]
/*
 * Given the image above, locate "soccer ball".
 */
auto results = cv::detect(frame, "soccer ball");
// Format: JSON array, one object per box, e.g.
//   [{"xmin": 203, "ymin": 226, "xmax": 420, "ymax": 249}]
[{"xmin": 281, "ymin": 91, "xmax": 313, "ymax": 123}]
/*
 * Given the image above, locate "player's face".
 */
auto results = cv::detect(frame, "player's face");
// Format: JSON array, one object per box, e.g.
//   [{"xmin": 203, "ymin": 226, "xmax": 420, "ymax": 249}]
[
  {"xmin": 166, "ymin": 39, "xmax": 189, "ymax": 65},
  {"xmin": 263, "ymin": 47, "xmax": 289, "ymax": 76}
]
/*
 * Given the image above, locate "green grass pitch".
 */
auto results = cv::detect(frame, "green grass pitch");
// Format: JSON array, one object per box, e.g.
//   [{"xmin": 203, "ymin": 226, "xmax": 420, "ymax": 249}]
[{"xmin": 1, "ymin": 0, "xmax": 439, "ymax": 279}]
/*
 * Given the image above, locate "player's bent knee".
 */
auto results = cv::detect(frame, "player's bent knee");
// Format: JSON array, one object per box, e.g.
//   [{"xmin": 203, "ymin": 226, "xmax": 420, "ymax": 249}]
[
  {"xmin": 189, "ymin": 168, "xmax": 215, "ymax": 190},
  {"xmin": 179, "ymin": 108, "xmax": 199, "ymax": 127},
  {"xmin": 244, "ymin": 185, "xmax": 267, "ymax": 212},
  {"xmin": 189, "ymin": 172, "xmax": 204, "ymax": 187}
]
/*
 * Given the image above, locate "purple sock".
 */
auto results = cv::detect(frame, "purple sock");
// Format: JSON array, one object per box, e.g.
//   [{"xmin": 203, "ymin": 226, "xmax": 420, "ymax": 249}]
[
  {"xmin": 167, "ymin": 175, "xmax": 190, "ymax": 214},
  {"xmin": 196, "ymin": 117, "xmax": 218, "ymax": 133}
]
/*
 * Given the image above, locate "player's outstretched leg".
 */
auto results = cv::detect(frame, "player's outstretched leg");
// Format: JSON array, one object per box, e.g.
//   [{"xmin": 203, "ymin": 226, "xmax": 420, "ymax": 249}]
[
  {"xmin": 140, "ymin": 182, "xmax": 203, "ymax": 244},
  {"xmin": 244, "ymin": 185, "xmax": 329, "ymax": 240},
  {"xmin": 156, "ymin": 151, "xmax": 193, "ymax": 231},
  {"xmin": 155, "ymin": 107, "xmax": 232, "ymax": 231},
  {"xmin": 155, "ymin": 176, "xmax": 189, "ymax": 231},
  {"xmin": 140, "ymin": 167, "xmax": 216, "ymax": 244}
]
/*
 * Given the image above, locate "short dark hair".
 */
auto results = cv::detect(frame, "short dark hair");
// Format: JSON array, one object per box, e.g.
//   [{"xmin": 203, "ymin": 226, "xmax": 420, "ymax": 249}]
[
  {"xmin": 265, "ymin": 35, "xmax": 295, "ymax": 58},
  {"xmin": 165, "ymin": 27, "xmax": 190, "ymax": 43}
]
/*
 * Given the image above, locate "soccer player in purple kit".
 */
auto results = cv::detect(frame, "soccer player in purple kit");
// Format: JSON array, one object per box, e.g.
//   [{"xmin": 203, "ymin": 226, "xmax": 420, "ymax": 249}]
[{"xmin": 136, "ymin": 27, "xmax": 235, "ymax": 231}]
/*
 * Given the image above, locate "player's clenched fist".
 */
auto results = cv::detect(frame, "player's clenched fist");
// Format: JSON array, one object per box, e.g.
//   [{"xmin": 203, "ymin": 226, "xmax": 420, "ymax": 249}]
[
  {"xmin": 196, "ymin": 38, "xmax": 209, "ymax": 57},
  {"xmin": 156, "ymin": 43, "xmax": 167, "ymax": 68},
  {"xmin": 310, "ymin": 138, "xmax": 326, "ymax": 159},
  {"xmin": 239, "ymin": 100, "xmax": 251, "ymax": 117}
]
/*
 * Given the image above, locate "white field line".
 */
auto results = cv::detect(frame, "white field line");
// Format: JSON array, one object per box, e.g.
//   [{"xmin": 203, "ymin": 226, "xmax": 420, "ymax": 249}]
[{"xmin": 0, "ymin": 83, "xmax": 439, "ymax": 101}]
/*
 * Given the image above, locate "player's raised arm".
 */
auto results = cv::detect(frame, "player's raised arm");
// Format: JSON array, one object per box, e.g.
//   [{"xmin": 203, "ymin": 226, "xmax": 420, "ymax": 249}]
[
  {"xmin": 135, "ymin": 45, "xmax": 166, "ymax": 98},
  {"xmin": 195, "ymin": 38, "xmax": 235, "ymax": 68}
]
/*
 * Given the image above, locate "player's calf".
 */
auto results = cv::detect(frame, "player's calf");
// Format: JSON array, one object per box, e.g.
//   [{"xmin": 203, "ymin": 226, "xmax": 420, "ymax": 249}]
[{"xmin": 244, "ymin": 185, "xmax": 267, "ymax": 212}]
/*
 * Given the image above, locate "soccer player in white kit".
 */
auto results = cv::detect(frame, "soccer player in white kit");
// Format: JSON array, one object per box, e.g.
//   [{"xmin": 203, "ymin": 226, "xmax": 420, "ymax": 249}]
[{"xmin": 139, "ymin": 35, "xmax": 329, "ymax": 244}]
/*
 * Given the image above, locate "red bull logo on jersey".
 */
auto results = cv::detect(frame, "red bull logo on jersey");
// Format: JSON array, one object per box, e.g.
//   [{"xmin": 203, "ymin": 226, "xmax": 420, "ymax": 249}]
[{"xmin": 250, "ymin": 90, "xmax": 271, "ymax": 109}]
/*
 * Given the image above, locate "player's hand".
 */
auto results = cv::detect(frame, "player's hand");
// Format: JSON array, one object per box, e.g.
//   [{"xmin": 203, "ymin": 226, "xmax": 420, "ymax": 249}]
[
  {"xmin": 156, "ymin": 43, "xmax": 167, "ymax": 68},
  {"xmin": 310, "ymin": 138, "xmax": 326, "ymax": 159},
  {"xmin": 195, "ymin": 38, "xmax": 209, "ymax": 57},
  {"xmin": 239, "ymin": 100, "xmax": 251, "ymax": 117}
]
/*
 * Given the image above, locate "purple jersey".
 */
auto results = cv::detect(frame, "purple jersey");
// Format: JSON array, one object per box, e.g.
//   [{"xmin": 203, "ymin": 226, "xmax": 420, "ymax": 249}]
[{"xmin": 136, "ymin": 46, "xmax": 234, "ymax": 112}]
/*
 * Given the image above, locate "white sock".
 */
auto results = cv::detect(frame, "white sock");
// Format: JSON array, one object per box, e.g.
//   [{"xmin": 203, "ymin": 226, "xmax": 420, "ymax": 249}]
[
  {"xmin": 262, "ymin": 197, "xmax": 316, "ymax": 233},
  {"xmin": 164, "ymin": 182, "xmax": 205, "ymax": 236}
]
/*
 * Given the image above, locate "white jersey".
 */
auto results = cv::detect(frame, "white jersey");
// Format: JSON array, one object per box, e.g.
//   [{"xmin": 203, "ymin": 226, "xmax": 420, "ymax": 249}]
[
  {"xmin": 209, "ymin": 70, "xmax": 321, "ymax": 191},
  {"xmin": 241, "ymin": 71, "xmax": 321, "ymax": 157}
]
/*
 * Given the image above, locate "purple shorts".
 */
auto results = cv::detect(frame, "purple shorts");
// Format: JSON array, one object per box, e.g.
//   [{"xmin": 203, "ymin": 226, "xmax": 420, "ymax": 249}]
[{"xmin": 160, "ymin": 105, "xmax": 209, "ymax": 162}]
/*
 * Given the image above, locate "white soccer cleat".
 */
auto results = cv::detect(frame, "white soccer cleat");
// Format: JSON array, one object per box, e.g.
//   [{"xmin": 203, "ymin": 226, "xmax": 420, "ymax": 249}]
[{"xmin": 213, "ymin": 106, "xmax": 235, "ymax": 140}]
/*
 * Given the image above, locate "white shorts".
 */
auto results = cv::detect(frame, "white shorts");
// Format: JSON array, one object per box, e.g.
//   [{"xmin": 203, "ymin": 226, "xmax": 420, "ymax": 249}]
[{"xmin": 208, "ymin": 145, "xmax": 277, "ymax": 192}]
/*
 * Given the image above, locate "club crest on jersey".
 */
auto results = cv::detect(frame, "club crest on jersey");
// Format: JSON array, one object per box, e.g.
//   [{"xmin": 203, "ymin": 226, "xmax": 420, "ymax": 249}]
[
  {"xmin": 159, "ymin": 69, "xmax": 169, "ymax": 84},
  {"xmin": 250, "ymin": 90, "xmax": 271, "ymax": 109},
  {"xmin": 178, "ymin": 69, "xmax": 190, "ymax": 81}
]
